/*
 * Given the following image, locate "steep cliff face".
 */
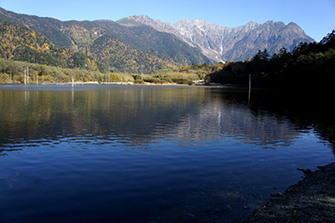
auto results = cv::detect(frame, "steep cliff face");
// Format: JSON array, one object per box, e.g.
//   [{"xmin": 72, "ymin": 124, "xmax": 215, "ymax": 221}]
[{"xmin": 119, "ymin": 16, "xmax": 314, "ymax": 62}]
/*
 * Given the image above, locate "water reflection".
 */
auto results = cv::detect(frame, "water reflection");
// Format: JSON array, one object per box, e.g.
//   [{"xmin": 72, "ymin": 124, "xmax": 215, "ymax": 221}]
[
  {"xmin": 0, "ymin": 86, "xmax": 301, "ymax": 150},
  {"xmin": 0, "ymin": 85, "xmax": 334, "ymax": 223},
  {"xmin": 247, "ymin": 90, "xmax": 335, "ymax": 155}
]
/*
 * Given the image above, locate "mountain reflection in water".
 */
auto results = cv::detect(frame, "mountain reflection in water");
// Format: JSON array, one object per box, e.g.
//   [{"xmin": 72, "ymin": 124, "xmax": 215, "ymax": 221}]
[{"xmin": 0, "ymin": 85, "xmax": 300, "ymax": 149}]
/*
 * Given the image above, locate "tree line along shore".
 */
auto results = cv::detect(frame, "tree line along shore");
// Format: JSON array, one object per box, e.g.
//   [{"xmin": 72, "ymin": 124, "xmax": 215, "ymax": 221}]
[
  {"xmin": 0, "ymin": 30, "xmax": 334, "ymax": 92},
  {"xmin": 0, "ymin": 58, "xmax": 225, "ymax": 85}
]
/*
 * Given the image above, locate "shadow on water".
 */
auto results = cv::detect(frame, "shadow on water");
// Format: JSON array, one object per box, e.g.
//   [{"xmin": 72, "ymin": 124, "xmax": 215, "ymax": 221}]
[{"xmin": 247, "ymin": 89, "xmax": 335, "ymax": 155}]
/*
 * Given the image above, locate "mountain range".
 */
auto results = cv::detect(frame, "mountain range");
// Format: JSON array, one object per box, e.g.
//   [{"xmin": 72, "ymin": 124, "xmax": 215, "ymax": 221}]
[
  {"xmin": 0, "ymin": 7, "xmax": 314, "ymax": 73},
  {"xmin": 117, "ymin": 16, "xmax": 314, "ymax": 62}
]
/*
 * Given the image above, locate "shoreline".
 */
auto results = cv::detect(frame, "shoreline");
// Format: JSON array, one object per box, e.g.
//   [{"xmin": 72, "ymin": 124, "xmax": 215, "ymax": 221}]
[
  {"xmin": 0, "ymin": 81, "xmax": 195, "ymax": 86},
  {"xmin": 243, "ymin": 162, "xmax": 335, "ymax": 222},
  {"xmin": 0, "ymin": 82, "xmax": 218, "ymax": 89}
]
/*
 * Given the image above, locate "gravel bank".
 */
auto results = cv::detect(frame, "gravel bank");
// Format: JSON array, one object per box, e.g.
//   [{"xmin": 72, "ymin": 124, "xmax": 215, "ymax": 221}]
[{"xmin": 243, "ymin": 162, "xmax": 335, "ymax": 222}]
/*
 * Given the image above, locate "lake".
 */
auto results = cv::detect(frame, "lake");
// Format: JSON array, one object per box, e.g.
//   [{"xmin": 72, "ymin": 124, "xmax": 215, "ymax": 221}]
[{"xmin": 0, "ymin": 84, "xmax": 334, "ymax": 223}]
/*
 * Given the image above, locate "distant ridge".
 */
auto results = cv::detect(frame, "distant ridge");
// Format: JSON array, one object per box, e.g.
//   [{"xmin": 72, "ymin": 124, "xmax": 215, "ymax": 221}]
[
  {"xmin": 118, "ymin": 16, "xmax": 314, "ymax": 62},
  {"xmin": 0, "ymin": 7, "xmax": 314, "ymax": 73},
  {"xmin": 0, "ymin": 7, "xmax": 212, "ymax": 73}
]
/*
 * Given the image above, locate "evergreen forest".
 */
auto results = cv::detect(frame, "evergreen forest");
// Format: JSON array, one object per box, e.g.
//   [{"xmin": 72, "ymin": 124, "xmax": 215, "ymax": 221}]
[{"xmin": 208, "ymin": 30, "xmax": 335, "ymax": 93}]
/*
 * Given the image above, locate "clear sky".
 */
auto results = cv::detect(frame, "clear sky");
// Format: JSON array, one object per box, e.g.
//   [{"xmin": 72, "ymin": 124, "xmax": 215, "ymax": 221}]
[{"xmin": 0, "ymin": 0, "xmax": 334, "ymax": 41}]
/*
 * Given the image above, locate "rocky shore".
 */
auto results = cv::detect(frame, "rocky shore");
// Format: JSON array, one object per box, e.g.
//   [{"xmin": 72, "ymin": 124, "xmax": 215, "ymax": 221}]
[{"xmin": 243, "ymin": 162, "xmax": 335, "ymax": 222}]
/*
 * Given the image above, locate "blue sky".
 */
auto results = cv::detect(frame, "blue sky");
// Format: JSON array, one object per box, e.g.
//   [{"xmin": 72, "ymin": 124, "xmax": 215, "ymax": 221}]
[{"xmin": 0, "ymin": 0, "xmax": 334, "ymax": 41}]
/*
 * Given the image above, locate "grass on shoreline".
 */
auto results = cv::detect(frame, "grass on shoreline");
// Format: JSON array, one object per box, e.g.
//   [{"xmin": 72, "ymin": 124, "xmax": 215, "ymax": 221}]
[{"xmin": 0, "ymin": 58, "xmax": 212, "ymax": 85}]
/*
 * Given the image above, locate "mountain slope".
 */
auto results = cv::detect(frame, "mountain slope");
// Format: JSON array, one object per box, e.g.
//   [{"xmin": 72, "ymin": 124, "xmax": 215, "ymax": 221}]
[
  {"xmin": 118, "ymin": 16, "xmax": 314, "ymax": 62},
  {"xmin": 0, "ymin": 7, "xmax": 313, "ymax": 68},
  {"xmin": 90, "ymin": 34, "xmax": 180, "ymax": 73},
  {"xmin": 0, "ymin": 7, "xmax": 74, "ymax": 49},
  {"xmin": 0, "ymin": 8, "xmax": 213, "ymax": 73},
  {"xmin": 104, "ymin": 23, "xmax": 213, "ymax": 65},
  {"xmin": 0, "ymin": 21, "xmax": 103, "ymax": 71}
]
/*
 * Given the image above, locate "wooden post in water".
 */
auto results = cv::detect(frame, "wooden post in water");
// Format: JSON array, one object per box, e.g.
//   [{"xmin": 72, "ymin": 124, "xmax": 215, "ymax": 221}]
[
  {"xmin": 72, "ymin": 76, "xmax": 74, "ymax": 88},
  {"xmin": 248, "ymin": 73, "xmax": 251, "ymax": 105},
  {"xmin": 36, "ymin": 75, "xmax": 39, "ymax": 85},
  {"xmin": 24, "ymin": 68, "xmax": 27, "ymax": 85},
  {"xmin": 72, "ymin": 88, "xmax": 74, "ymax": 104},
  {"xmin": 27, "ymin": 67, "xmax": 30, "ymax": 84}
]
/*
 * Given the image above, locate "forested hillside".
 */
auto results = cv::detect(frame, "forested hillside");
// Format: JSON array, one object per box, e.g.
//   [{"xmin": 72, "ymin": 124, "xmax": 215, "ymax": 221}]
[
  {"xmin": 0, "ymin": 21, "xmax": 106, "ymax": 72},
  {"xmin": 0, "ymin": 8, "xmax": 73, "ymax": 49},
  {"xmin": 108, "ymin": 24, "xmax": 212, "ymax": 65},
  {"xmin": 0, "ymin": 8, "xmax": 213, "ymax": 73},
  {"xmin": 90, "ymin": 34, "xmax": 180, "ymax": 73},
  {"xmin": 207, "ymin": 30, "xmax": 335, "ymax": 93}
]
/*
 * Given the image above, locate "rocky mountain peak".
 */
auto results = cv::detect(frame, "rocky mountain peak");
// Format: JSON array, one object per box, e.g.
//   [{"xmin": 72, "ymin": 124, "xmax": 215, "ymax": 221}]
[
  {"xmin": 119, "ymin": 16, "xmax": 314, "ymax": 62},
  {"xmin": 287, "ymin": 22, "xmax": 299, "ymax": 27}
]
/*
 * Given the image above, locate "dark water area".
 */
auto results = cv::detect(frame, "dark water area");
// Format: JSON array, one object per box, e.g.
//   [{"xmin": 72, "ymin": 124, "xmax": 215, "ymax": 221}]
[{"xmin": 0, "ymin": 84, "xmax": 334, "ymax": 223}]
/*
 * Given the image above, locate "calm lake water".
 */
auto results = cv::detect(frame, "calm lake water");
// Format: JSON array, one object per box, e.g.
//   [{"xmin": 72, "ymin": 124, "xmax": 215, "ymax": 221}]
[{"xmin": 0, "ymin": 84, "xmax": 334, "ymax": 223}]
